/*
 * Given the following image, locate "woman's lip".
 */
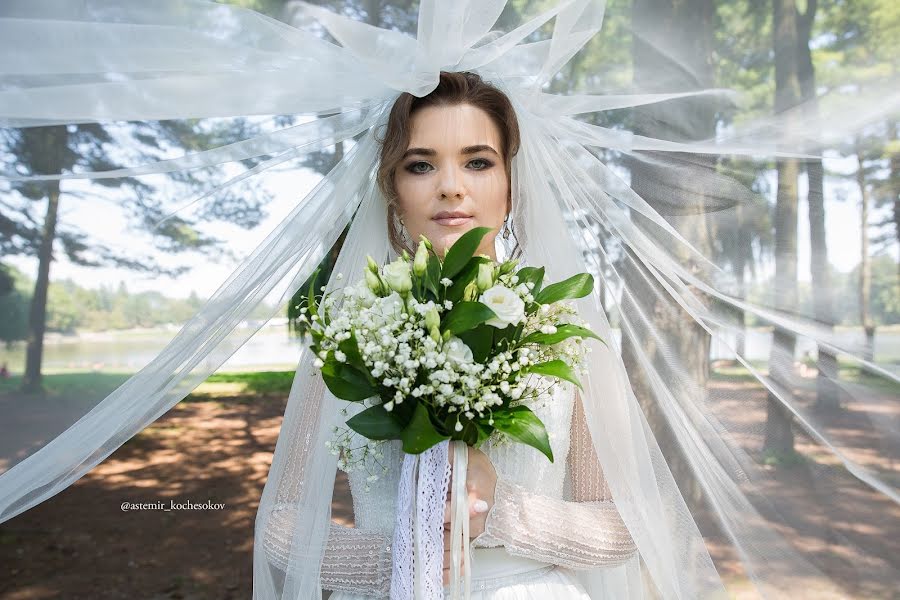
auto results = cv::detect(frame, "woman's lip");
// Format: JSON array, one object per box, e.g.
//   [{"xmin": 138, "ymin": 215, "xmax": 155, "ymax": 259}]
[{"xmin": 433, "ymin": 216, "xmax": 472, "ymax": 226}]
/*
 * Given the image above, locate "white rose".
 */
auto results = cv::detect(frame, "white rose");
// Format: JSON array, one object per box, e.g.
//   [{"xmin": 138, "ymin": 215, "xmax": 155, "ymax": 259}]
[
  {"xmin": 382, "ymin": 258, "xmax": 412, "ymax": 294},
  {"xmin": 378, "ymin": 291, "xmax": 405, "ymax": 318},
  {"xmin": 479, "ymin": 285, "xmax": 525, "ymax": 328},
  {"xmin": 354, "ymin": 281, "xmax": 378, "ymax": 308},
  {"xmin": 444, "ymin": 336, "xmax": 474, "ymax": 365}
]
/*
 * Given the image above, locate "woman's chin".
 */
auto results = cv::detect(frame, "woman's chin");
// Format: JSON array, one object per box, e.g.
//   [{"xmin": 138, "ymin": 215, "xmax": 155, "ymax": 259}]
[{"xmin": 426, "ymin": 230, "xmax": 464, "ymax": 256}]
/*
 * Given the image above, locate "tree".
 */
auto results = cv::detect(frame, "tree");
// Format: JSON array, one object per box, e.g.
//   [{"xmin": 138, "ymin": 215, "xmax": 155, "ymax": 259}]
[
  {"xmin": 791, "ymin": 0, "xmax": 843, "ymax": 411},
  {"xmin": 0, "ymin": 264, "xmax": 29, "ymax": 348},
  {"xmin": 763, "ymin": 0, "xmax": 802, "ymax": 457},
  {"xmin": 1, "ymin": 117, "xmax": 270, "ymax": 393},
  {"xmin": 625, "ymin": 0, "xmax": 718, "ymax": 511}
]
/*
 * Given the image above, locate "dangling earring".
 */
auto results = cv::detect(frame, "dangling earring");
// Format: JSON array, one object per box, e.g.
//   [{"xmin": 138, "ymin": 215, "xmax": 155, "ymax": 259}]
[
  {"xmin": 502, "ymin": 214, "xmax": 511, "ymax": 240},
  {"xmin": 396, "ymin": 213, "xmax": 412, "ymax": 249}
]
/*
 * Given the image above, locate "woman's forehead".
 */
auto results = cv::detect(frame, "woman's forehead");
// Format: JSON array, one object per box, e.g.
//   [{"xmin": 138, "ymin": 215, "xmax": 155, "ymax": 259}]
[{"xmin": 407, "ymin": 104, "xmax": 502, "ymax": 151}]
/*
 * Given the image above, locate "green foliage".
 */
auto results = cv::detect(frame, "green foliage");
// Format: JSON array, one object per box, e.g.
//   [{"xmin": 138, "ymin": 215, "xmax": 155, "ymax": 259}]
[
  {"xmin": 524, "ymin": 359, "xmax": 584, "ymax": 390},
  {"xmin": 346, "ymin": 403, "xmax": 406, "ymax": 440},
  {"xmin": 440, "ymin": 301, "xmax": 497, "ymax": 336},
  {"xmin": 747, "ymin": 256, "xmax": 900, "ymax": 326},
  {"xmin": 305, "ymin": 229, "xmax": 602, "ymax": 458},
  {"xmin": 0, "ymin": 264, "xmax": 29, "ymax": 346},
  {"xmin": 441, "ymin": 226, "xmax": 493, "ymax": 279},
  {"xmin": 0, "ymin": 264, "xmax": 284, "ymax": 336},
  {"xmin": 533, "ymin": 273, "xmax": 594, "ymax": 305},
  {"xmin": 489, "ymin": 405, "xmax": 554, "ymax": 462},
  {"xmin": 400, "ymin": 402, "xmax": 450, "ymax": 454}
]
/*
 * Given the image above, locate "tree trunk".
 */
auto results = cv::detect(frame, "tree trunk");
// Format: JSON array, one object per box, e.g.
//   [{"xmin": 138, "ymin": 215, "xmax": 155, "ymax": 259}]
[
  {"xmin": 796, "ymin": 0, "xmax": 841, "ymax": 410},
  {"xmin": 626, "ymin": 0, "xmax": 716, "ymax": 514},
  {"xmin": 764, "ymin": 0, "xmax": 802, "ymax": 456},
  {"xmin": 856, "ymin": 143, "xmax": 876, "ymax": 362},
  {"xmin": 887, "ymin": 122, "xmax": 900, "ymax": 289},
  {"xmin": 22, "ymin": 180, "xmax": 61, "ymax": 394}
]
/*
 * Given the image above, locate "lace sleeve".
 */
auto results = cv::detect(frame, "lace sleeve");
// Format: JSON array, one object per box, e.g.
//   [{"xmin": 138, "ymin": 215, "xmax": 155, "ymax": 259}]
[
  {"xmin": 262, "ymin": 507, "xmax": 393, "ymax": 596},
  {"xmin": 472, "ymin": 389, "xmax": 638, "ymax": 569},
  {"xmin": 320, "ymin": 523, "xmax": 393, "ymax": 595}
]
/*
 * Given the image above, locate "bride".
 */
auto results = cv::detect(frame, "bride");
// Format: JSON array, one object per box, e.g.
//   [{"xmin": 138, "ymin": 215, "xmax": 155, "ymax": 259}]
[
  {"xmin": 262, "ymin": 71, "xmax": 639, "ymax": 599},
  {"xmin": 1, "ymin": 2, "xmax": 896, "ymax": 599}
]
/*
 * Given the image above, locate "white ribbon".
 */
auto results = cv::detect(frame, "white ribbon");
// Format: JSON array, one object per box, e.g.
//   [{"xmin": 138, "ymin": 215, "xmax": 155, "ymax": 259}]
[
  {"xmin": 390, "ymin": 439, "xmax": 472, "ymax": 600},
  {"xmin": 449, "ymin": 439, "xmax": 472, "ymax": 600}
]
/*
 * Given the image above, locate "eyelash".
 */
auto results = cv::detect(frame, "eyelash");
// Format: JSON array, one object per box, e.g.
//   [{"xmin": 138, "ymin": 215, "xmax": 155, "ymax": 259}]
[{"xmin": 404, "ymin": 158, "xmax": 494, "ymax": 174}]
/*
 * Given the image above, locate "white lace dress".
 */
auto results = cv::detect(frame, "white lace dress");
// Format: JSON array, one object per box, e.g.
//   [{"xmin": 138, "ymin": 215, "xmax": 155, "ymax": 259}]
[{"xmin": 315, "ymin": 379, "xmax": 638, "ymax": 599}]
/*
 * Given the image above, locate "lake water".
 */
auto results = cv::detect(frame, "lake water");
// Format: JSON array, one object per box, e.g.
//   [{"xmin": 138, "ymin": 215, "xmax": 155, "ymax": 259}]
[{"xmin": 1, "ymin": 324, "xmax": 897, "ymax": 375}]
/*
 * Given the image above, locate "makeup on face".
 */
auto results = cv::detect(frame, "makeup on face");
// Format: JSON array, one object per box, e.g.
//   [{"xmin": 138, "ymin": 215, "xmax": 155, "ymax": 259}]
[{"xmin": 393, "ymin": 104, "xmax": 509, "ymax": 260}]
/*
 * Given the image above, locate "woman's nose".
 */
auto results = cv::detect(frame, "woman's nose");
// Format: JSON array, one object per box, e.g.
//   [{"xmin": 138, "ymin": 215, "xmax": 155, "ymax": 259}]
[{"xmin": 437, "ymin": 167, "xmax": 467, "ymax": 199}]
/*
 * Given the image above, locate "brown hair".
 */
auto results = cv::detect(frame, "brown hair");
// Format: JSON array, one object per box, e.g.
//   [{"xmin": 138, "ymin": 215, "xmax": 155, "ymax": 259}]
[{"xmin": 376, "ymin": 71, "xmax": 522, "ymax": 259}]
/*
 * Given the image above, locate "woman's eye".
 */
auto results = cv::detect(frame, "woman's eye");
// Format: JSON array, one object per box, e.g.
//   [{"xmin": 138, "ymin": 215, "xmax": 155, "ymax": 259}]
[
  {"xmin": 406, "ymin": 161, "xmax": 433, "ymax": 174},
  {"xmin": 468, "ymin": 158, "xmax": 492, "ymax": 170}
]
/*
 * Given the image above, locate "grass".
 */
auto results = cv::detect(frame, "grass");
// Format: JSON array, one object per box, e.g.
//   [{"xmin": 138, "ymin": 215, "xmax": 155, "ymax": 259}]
[{"xmin": 0, "ymin": 370, "xmax": 296, "ymax": 405}]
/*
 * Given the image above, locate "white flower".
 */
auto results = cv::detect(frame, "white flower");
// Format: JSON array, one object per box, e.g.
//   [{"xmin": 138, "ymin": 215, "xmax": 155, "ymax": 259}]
[
  {"xmin": 379, "ymin": 292, "xmax": 405, "ymax": 318},
  {"xmin": 455, "ymin": 421, "xmax": 463, "ymax": 432},
  {"xmin": 479, "ymin": 285, "xmax": 525, "ymax": 328},
  {"xmin": 383, "ymin": 258, "xmax": 412, "ymax": 293},
  {"xmin": 444, "ymin": 336, "xmax": 473, "ymax": 365},
  {"xmin": 355, "ymin": 282, "xmax": 378, "ymax": 308},
  {"xmin": 440, "ymin": 278, "xmax": 453, "ymax": 287},
  {"xmin": 313, "ymin": 358, "xmax": 324, "ymax": 368}
]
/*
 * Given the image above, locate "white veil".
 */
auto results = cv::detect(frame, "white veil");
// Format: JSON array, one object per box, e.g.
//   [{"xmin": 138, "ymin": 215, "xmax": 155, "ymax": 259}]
[{"xmin": 1, "ymin": 1, "xmax": 897, "ymax": 599}]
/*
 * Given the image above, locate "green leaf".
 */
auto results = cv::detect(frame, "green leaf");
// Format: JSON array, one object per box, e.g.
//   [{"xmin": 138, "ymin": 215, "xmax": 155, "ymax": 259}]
[
  {"xmin": 320, "ymin": 358, "xmax": 380, "ymax": 401},
  {"xmin": 425, "ymin": 252, "xmax": 442, "ymax": 299},
  {"xmin": 515, "ymin": 266, "xmax": 545, "ymax": 296},
  {"xmin": 441, "ymin": 226, "xmax": 492, "ymax": 279},
  {"xmin": 338, "ymin": 333, "xmax": 367, "ymax": 372},
  {"xmin": 445, "ymin": 256, "xmax": 490, "ymax": 304},
  {"xmin": 441, "ymin": 414, "xmax": 483, "ymax": 446},
  {"xmin": 441, "ymin": 301, "xmax": 497, "ymax": 335},
  {"xmin": 492, "ymin": 322, "xmax": 517, "ymax": 352},
  {"xmin": 346, "ymin": 403, "xmax": 405, "ymax": 440},
  {"xmin": 526, "ymin": 359, "xmax": 583, "ymax": 390},
  {"xmin": 457, "ymin": 325, "xmax": 493, "ymax": 363},
  {"xmin": 534, "ymin": 273, "xmax": 594, "ymax": 305},
  {"xmin": 520, "ymin": 323, "xmax": 606, "ymax": 347},
  {"xmin": 401, "ymin": 402, "xmax": 450, "ymax": 454},
  {"xmin": 490, "ymin": 406, "xmax": 553, "ymax": 462},
  {"xmin": 307, "ymin": 267, "xmax": 321, "ymax": 317},
  {"xmin": 474, "ymin": 421, "xmax": 492, "ymax": 447}
]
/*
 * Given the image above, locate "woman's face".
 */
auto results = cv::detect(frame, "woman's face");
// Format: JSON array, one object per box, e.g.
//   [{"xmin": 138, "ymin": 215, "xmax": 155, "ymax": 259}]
[{"xmin": 393, "ymin": 103, "xmax": 510, "ymax": 261}]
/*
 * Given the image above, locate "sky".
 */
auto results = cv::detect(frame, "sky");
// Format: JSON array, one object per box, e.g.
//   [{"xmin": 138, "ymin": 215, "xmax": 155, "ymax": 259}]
[{"xmin": 6, "ymin": 145, "xmax": 897, "ymax": 304}]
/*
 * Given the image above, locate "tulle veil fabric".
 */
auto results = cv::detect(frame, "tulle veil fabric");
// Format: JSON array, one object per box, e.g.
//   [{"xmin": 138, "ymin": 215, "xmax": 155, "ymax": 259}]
[{"xmin": 0, "ymin": 1, "xmax": 897, "ymax": 599}]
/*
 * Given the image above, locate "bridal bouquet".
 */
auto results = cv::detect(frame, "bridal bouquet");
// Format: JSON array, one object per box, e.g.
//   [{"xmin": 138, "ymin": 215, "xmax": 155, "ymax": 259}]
[{"xmin": 299, "ymin": 226, "xmax": 604, "ymax": 599}]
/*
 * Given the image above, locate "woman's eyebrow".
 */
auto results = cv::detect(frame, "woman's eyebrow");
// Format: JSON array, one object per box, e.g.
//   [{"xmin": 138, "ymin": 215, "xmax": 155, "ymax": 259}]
[
  {"xmin": 402, "ymin": 147, "xmax": 436, "ymax": 159},
  {"xmin": 460, "ymin": 144, "xmax": 500, "ymax": 156},
  {"xmin": 401, "ymin": 144, "xmax": 500, "ymax": 160}
]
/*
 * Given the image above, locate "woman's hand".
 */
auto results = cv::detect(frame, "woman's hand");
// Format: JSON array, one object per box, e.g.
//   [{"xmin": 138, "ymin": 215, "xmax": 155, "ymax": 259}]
[{"xmin": 442, "ymin": 444, "xmax": 498, "ymax": 585}]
